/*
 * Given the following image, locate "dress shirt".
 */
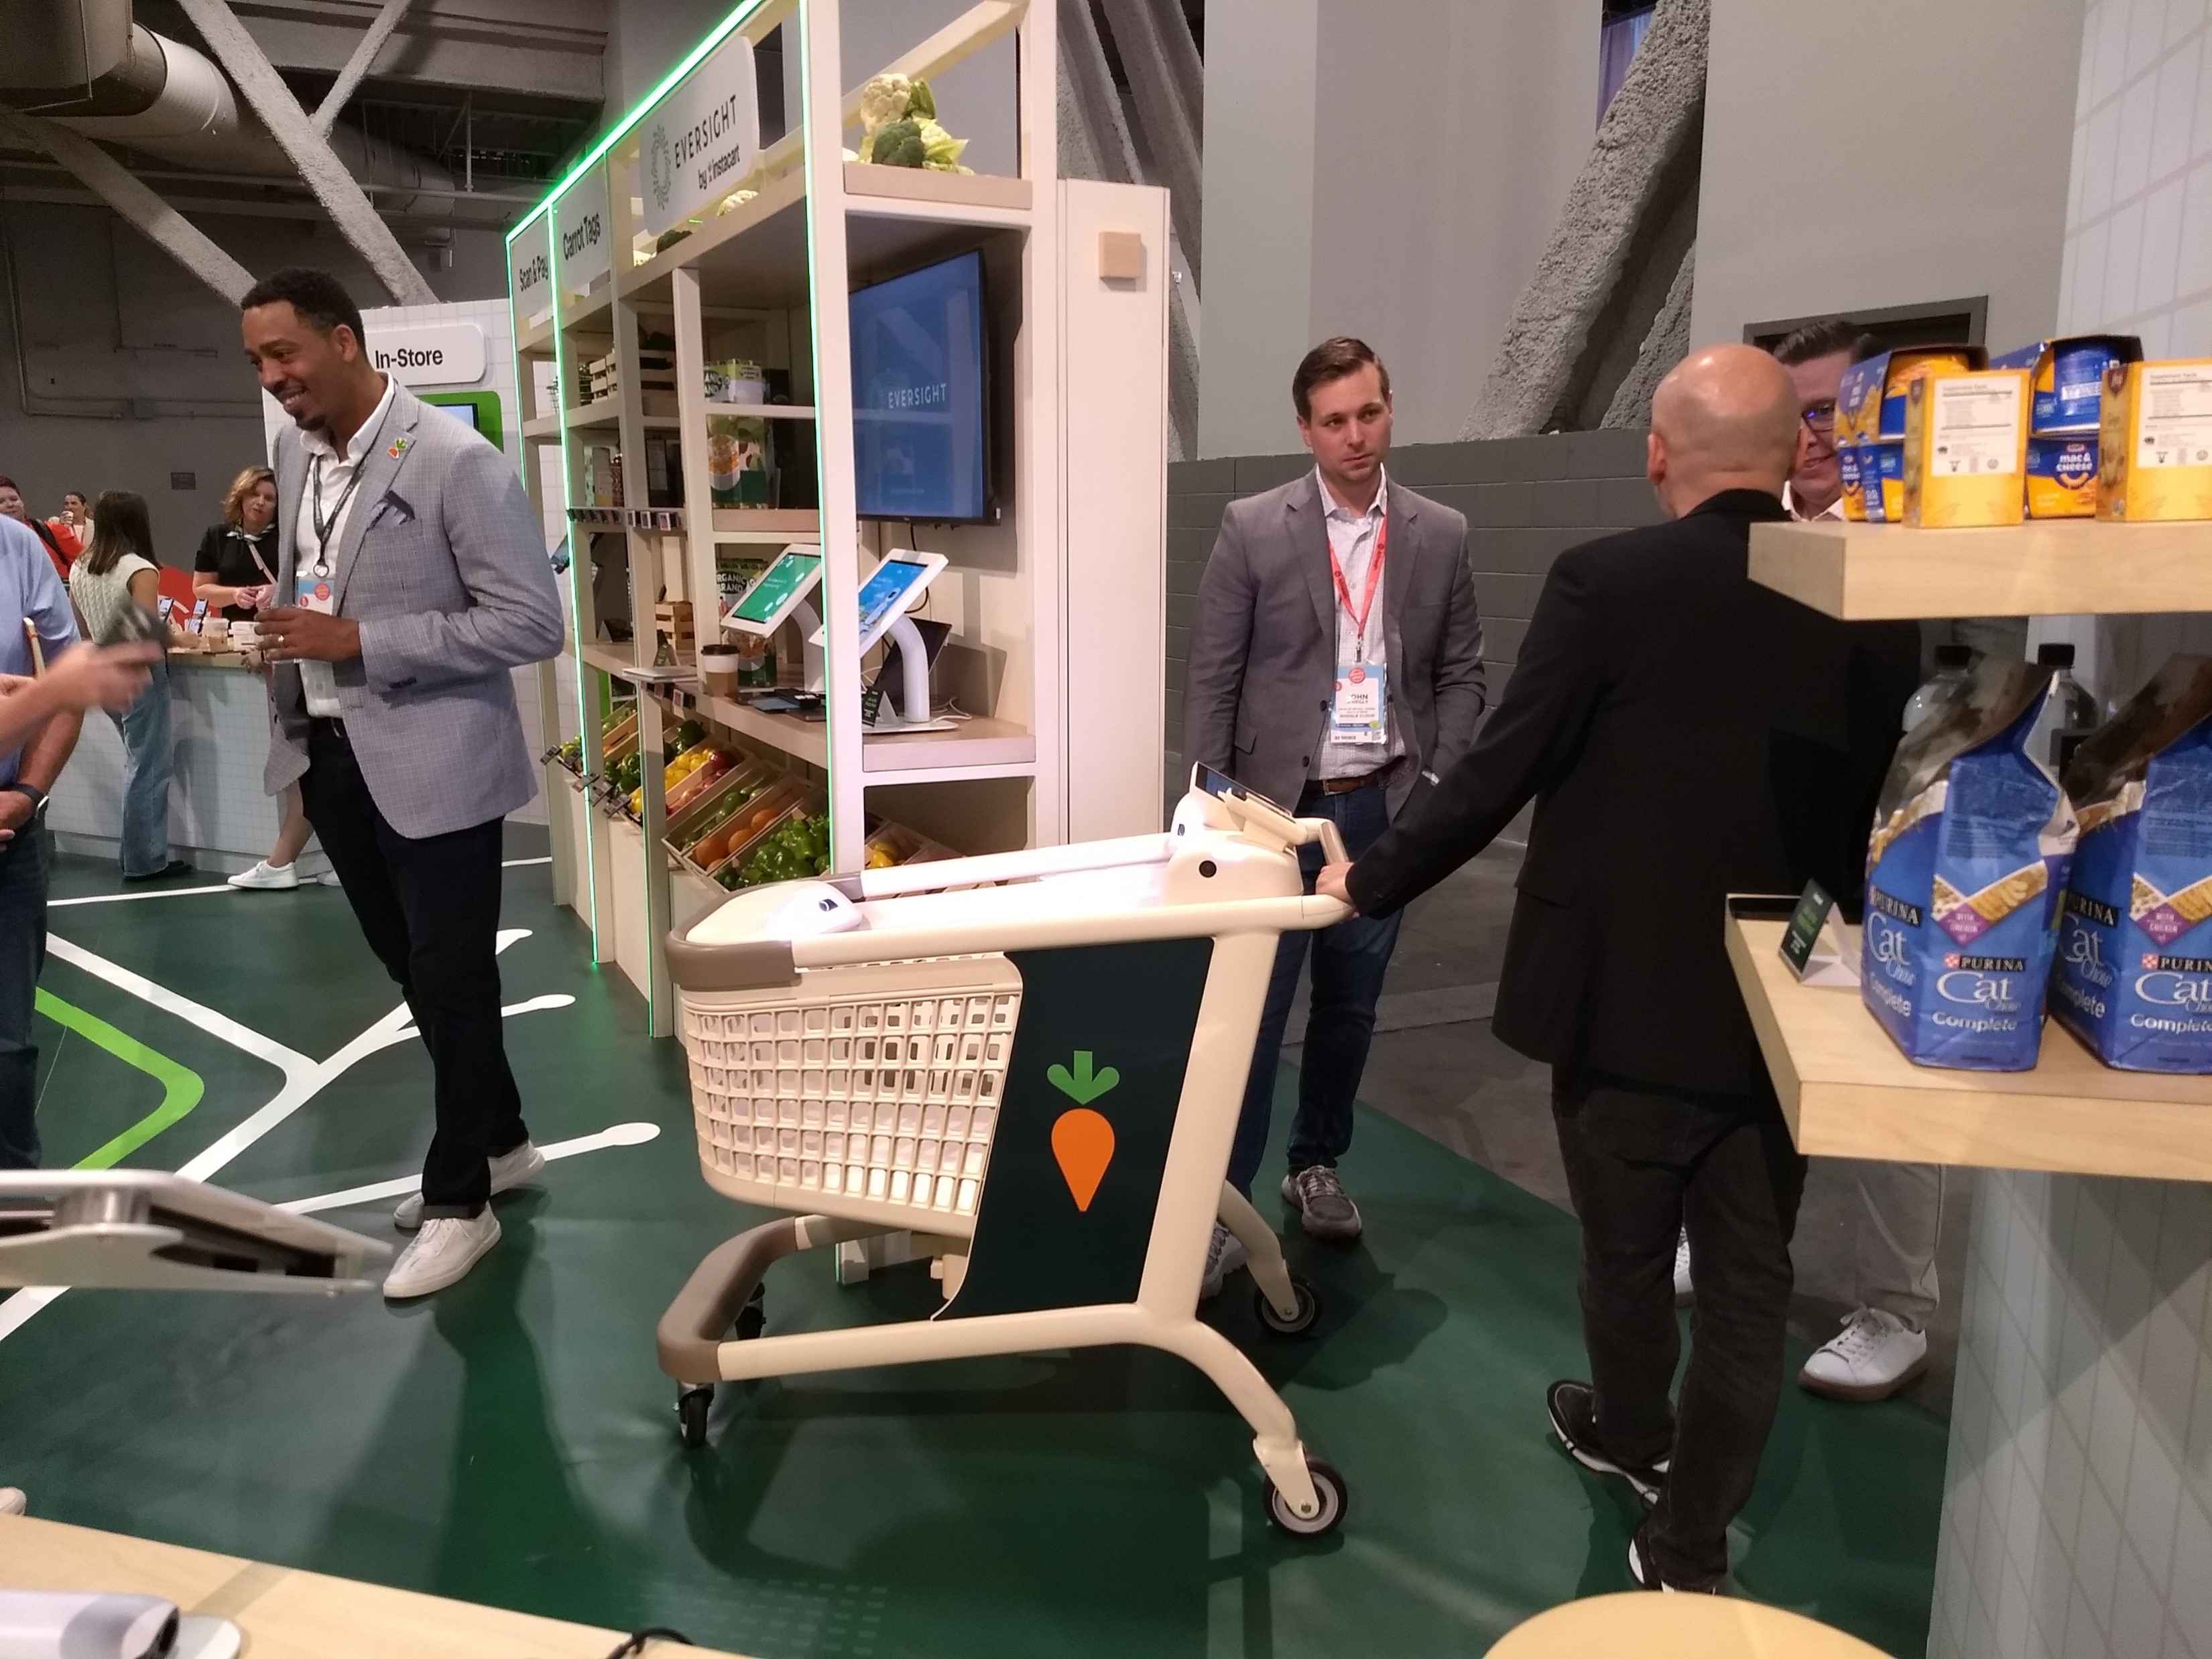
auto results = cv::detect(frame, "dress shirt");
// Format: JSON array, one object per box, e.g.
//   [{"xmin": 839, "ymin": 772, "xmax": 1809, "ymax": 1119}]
[
  {"xmin": 0, "ymin": 515, "xmax": 80, "ymax": 787},
  {"xmin": 1314, "ymin": 465, "xmax": 1404, "ymax": 780},
  {"xmin": 295, "ymin": 373, "xmax": 398, "ymax": 717},
  {"xmin": 1782, "ymin": 480, "xmax": 1844, "ymax": 521}
]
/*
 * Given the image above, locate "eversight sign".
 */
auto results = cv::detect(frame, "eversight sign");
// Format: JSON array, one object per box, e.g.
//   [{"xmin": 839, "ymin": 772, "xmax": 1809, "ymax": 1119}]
[{"xmin": 640, "ymin": 29, "xmax": 759, "ymax": 238}]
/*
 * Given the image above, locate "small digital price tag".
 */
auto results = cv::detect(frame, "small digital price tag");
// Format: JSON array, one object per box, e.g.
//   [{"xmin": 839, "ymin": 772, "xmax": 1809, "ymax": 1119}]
[{"xmin": 1778, "ymin": 880, "xmax": 1857, "ymax": 987}]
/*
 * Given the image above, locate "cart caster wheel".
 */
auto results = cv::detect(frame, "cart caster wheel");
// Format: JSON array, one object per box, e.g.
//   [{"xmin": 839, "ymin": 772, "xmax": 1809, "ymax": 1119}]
[
  {"xmin": 1254, "ymin": 1274, "xmax": 1321, "ymax": 1337},
  {"xmin": 676, "ymin": 1385, "xmax": 713, "ymax": 1449},
  {"xmin": 734, "ymin": 1286, "xmax": 765, "ymax": 1342},
  {"xmin": 1265, "ymin": 1458, "xmax": 1347, "ymax": 1537}
]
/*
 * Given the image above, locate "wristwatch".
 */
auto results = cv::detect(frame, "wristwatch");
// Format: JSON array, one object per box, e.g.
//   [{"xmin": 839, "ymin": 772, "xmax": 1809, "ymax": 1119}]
[{"xmin": 5, "ymin": 783, "xmax": 47, "ymax": 822}]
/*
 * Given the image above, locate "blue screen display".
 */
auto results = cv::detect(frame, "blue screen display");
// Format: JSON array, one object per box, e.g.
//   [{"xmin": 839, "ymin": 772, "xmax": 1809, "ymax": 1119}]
[{"xmin": 851, "ymin": 250, "xmax": 987, "ymax": 520}]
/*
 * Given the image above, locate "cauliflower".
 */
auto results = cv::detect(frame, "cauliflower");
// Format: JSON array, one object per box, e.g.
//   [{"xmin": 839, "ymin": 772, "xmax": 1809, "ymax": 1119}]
[
  {"xmin": 857, "ymin": 72, "xmax": 912, "ymax": 133},
  {"xmin": 919, "ymin": 118, "xmax": 968, "ymax": 172}
]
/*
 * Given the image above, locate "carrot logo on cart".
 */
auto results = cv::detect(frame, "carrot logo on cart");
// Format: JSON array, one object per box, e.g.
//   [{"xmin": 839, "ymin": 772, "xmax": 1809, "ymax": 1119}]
[{"xmin": 1048, "ymin": 1051, "xmax": 1120, "ymax": 1211}]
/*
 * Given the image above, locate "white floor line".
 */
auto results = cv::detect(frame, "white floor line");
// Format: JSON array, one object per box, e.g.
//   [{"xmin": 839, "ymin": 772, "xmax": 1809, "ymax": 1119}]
[
  {"xmin": 50, "ymin": 885, "xmax": 239, "ymax": 908},
  {"xmin": 501, "ymin": 856, "xmax": 553, "ymax": 868},
  {"xmin": 278, "ymin": 1121, "xmax": 662, "ymax": 1216},
  {"xmin": 2, "ymin": 928, "xmax": 554, "ymax": 1346}
]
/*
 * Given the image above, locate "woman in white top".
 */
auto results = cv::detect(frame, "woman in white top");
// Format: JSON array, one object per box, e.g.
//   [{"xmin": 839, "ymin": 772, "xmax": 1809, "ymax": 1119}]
[{"xmin": 68, "ymin": 491, "xmax": 186, "ymax": 880}]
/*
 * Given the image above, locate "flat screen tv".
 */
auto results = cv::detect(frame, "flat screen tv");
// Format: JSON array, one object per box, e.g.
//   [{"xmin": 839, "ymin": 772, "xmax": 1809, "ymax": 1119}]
[{"xmin": 850, "ymin": 249, "xmax": 988, "ymax": 521}]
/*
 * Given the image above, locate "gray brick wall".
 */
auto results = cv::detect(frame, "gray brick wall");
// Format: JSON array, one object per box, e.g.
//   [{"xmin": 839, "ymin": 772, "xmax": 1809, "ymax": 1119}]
[{"xmin": 1164, "ymin": 430, "xmax": 1663, "ymax": 797}]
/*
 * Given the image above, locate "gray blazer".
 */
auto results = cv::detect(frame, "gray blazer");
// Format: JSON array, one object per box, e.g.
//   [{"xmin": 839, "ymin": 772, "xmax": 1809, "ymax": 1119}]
[
  {"xmin": 264, "ymin": 381, "xmax": 564, "ymax": 839},
  {"xmin": 1183, "ymin": 472, "xmax": 1487, "ymax": 817}
]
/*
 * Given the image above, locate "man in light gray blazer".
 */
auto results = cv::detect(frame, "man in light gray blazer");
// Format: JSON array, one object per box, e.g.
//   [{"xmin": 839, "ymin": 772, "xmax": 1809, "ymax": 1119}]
[
  {"xmin": 1184, "ymin": 337, "xmax": 1485, "ymax": 1282},
  {"xmin": 245, "ymin": 267, "xmax": 564, "ymax": 1300}
]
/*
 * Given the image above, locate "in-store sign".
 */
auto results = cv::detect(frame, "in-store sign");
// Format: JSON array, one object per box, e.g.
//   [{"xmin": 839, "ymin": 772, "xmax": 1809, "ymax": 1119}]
[
  {"xmin": 557, "ymin": 168, "xmax": 612, "ymax": 295},
  {"xmin": 639, "ymin": 29, "xmax": 759, "ymax": 238},
  {"xmin": 363, "ymin": 322, "xmax": 486, "ymax": 387},
  {"xmin": 512, "ymin": 221, "xmax": 552, "ymax": 323}
]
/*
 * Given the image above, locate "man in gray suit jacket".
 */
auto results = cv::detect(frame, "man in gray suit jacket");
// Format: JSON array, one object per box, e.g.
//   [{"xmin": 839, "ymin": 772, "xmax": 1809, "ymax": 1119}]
[
  {"xmin": 245, "ymin": 267, "xmax": 564, "ymax": 1300},
  {"xmin": 1184, "ymin": 337, "xmax": 1485, "ymax": 1283}
]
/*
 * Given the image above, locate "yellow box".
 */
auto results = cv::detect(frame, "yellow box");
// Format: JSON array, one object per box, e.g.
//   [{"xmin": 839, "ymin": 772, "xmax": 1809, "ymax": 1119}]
[
  {"xmin": 2097, "ymin": 360, "xmax": 2212, "ymax": 521},
  {"xmin": 2024, "ymin": 436, "xmax": 2099, "ymax": 517},
  {"xmin": 1903, "ymin": 367, "xmax": 2028, "ymax": 528}
]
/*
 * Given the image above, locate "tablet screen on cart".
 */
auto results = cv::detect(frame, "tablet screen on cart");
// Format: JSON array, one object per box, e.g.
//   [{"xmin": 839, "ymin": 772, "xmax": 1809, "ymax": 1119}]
[
  {"xmin": 727, "ymin": 548, "xmax": 824, "ymax": 635},
  {"xmin": 1194, "ymin": 763, "xmax": 1292, "ymax": 817}
]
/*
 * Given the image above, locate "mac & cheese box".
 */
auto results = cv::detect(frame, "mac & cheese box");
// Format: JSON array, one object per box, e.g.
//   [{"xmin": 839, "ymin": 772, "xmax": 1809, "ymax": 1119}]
[
  {"xmin": 1839, "ymin": 347, "xmax": 1983, "ymax": 521},
  {"xmin": 2097, "ymin": 359, "xmax": 2212, "ymax": 521},
  {"xmin": 1989, "ymin": 334, "xmax": 2140, "ymax": 516},
  {"xmin": 1904, "ymin": 368, "xmax": 2028, "ymax": 528}
]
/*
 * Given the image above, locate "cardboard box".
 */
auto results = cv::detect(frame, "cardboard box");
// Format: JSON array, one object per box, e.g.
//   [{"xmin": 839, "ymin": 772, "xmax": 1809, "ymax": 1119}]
[
  {"xmin": 1990, "ymin": 334, "xmax": 2141, "ymax": 434},
  {"xmin": 1904, "ymin": 368, "xmax": 2028, "ymax": 528},
  {"xmin": 2025, "ymin": 435, "xmax": 2101, "ymax": 518},
  {"xmin": 2097, "ymin": 359, "xmax": 2212, "ymax": 522},
  {"xmin": 1838, "ymin": 347, "xmax": 1983, "ymax": 521}
]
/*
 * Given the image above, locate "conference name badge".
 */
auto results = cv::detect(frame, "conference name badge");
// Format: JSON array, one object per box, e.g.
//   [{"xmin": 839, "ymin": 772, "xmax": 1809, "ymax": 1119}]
[
  {"xmin": 1330, "ymin": 662, "xmax": 1388, "ymax": 745},
  {"xmin": 297, "ymin": 572, "xmax": 336, "ymax": 615}
]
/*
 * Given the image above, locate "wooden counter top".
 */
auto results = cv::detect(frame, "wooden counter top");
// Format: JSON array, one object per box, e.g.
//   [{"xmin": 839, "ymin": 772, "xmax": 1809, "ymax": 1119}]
[
  {"xmin": 1727, "ymin": 908, "xmax": 2212, "ymax": 1181},
  {"xmin": 0, "ymin": 1514, "xmax": 749, "ymax": 1658}
]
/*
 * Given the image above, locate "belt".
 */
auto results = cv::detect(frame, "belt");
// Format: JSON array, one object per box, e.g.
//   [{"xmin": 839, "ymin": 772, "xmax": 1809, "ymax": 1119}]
[{"xmin": 1315, "ymin": 758, "xmax": 1400, "ymax": 796}]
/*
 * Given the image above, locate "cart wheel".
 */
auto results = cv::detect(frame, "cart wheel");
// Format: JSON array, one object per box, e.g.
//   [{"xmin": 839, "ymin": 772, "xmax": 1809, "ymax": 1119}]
[
  {"xmin": 676, "ymin": 1385, "xmax": 713, "ymax": 1449},
  {"xmin": 1253, "ymin": 1274, "xmax": 1321, "ymax": 1337},
  {"xmin": 1264, "ymin": 1458, "xmax": 1347, "ymax": 1537},
  {"xmin": 734, "ymin": 1285, "xmax": 765, "ymax": 1342}
]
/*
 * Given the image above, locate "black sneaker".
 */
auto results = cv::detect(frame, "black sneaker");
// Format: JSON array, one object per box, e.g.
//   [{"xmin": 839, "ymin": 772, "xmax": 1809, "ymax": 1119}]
[
  {"xmin": 1546, "ymin": 1379, "xmax": 1668, "ymax": 1506},
  {"xmin": 1627, "ymin": 1518, "xmax": 1721, "ymax": 1593}
]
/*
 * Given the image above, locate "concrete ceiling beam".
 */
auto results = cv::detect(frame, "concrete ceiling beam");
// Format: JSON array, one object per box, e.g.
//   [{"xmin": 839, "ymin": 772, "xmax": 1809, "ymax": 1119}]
[
  {"xmin": 173, "ymin": 0, "xmax": 438, "ymax": 304},
  {"xmin": 311, "ymin": 0, "xmax": 413, "ymax": 135},
  {"xmin": 0, "ymin": 107, "xmax": 255, "ymax": 303}
]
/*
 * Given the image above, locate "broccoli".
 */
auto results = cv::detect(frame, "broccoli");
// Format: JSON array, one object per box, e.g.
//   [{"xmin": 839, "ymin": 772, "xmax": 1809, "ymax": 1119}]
[{"xmin": 869, "ymin": 118, "xmax": 927, "ymax": 168}]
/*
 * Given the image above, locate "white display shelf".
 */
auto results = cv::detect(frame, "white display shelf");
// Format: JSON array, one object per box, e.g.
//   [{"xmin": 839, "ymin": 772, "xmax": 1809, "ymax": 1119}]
[
  {"xmin": 1725, "ymin": 908, "xmax": 2212, "ymax": 1183},
  {"xmin": 564, "ymin": 401, "xmax": 678, "ymax": 432},
  {"xmin": 1748, "ymin": 517, "xmax": 2212, "ymax": 620}
]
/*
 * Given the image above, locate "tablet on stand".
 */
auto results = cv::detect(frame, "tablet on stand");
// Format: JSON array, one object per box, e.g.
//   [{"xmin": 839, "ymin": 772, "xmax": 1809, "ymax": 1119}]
[
  {"xmin": 811, "ymin": 551, "xmax": 955, "ymax": 733},
  {"xmin": 723, "ymin": 546, "xmax": 826, "ymax": 692}
]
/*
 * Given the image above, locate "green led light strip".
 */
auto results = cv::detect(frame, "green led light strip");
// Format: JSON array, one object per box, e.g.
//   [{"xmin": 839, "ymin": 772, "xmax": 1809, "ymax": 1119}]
[{"xmin": 506, "ymin": 0, "xmax": 773, "ymax": 245}]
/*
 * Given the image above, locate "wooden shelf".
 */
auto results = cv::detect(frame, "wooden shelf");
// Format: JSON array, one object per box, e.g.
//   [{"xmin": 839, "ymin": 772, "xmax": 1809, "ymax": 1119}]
[
  {"xmin": 564, "ymin": 400, "xmax": 678, "ymax": 430},
  {"xmin": 1727, "ymin": 909, "xmax": 2212, "ymax": 1182},
  {"xmin": 699, "ymin": 403, "xmax": 817, "ymax": 420},
  {"xmin": 841, "ymin": 163, "xmax": 1032, "ymax": 217},
  {"xmin": 515, "ymin": 313, "xmax": 555, "ymax": 354},
  {"xmin": 1749, "ymin": 517, "xmax": 2212, "ymax": 619},
  {"xmin": 521, "ymin": 413, "xmax": 562, "ymax": 440},
  {"xmin": 647, "ymin": 682, "xmax": 1036, "ymax": 779},
  {"xmin": 710, "ymin": 507, "xmax": 820, "ymax": 541}
]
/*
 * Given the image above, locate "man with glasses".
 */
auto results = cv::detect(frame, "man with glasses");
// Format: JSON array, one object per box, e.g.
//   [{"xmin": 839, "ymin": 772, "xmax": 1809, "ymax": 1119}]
[{"xmin": 1772, "ymin": 320, "xmax": 1872, "ymax": 522}]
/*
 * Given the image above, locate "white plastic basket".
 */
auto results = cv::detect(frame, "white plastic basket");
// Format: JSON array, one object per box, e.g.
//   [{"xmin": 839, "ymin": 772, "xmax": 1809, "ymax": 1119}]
[{"xmin": 680, "ymin": 955, "xmax": 1024, "ymax": 1232}]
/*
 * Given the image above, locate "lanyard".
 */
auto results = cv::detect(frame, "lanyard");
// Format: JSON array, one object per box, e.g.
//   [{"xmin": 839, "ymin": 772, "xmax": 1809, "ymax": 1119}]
[
  {"xmin": 238, "ymin": 530, "xmax": 275, "ymax": 584},
  {"xmin": 306, "ymin": 403, "xmax": 392, "ymax": 576},
  {"xmin": 1327, "ymin": 510, "xmax": 1388, "ymax": 660}
]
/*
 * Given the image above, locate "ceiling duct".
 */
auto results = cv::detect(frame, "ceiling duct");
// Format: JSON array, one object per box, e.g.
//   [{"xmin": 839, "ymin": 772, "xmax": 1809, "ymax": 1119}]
[{"xmin": 0, "ymin": 3, "xmax": 453, "ymax": 207}]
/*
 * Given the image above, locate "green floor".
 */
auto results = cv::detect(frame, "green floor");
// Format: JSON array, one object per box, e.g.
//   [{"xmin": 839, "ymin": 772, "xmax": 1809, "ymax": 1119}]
[{"xmin": 0, "ymin": 853, "xmax": 1946, "ymax": 1656}]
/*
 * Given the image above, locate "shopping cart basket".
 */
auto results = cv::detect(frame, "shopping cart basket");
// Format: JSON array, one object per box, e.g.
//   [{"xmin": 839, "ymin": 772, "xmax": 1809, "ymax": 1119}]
[{"xmin": 658, "ymin": 768, "xmax": 1353, "ymax": 1534}]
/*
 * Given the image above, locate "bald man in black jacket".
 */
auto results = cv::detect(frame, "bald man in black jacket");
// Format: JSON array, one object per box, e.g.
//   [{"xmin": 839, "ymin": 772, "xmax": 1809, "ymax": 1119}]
[{"xmin": 1320, "ymin": 346, "xmax": 1920, "ymax": 1592}]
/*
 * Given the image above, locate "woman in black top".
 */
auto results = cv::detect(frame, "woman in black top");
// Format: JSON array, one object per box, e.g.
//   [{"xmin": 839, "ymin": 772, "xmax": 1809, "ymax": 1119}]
[{"xmin": 192, "ymin": 466, "xmax": 279, "ymax": 623}]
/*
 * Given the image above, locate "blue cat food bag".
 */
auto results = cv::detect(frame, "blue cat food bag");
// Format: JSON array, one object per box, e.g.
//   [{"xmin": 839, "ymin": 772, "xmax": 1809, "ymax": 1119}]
[
  {"xmin": 1861, "ymin": 662, "xmax": 2079, "ymax": 1070},
  {"xmin": 2053, "ymin": 655, "xmax": 2212, "ymax": 1071}
]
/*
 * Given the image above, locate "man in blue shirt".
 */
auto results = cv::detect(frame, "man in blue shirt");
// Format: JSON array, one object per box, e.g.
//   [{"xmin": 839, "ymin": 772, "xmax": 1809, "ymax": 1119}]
[{"xmin": 0, "ymin": 511, "xmax": 84, "ymax": 1168}]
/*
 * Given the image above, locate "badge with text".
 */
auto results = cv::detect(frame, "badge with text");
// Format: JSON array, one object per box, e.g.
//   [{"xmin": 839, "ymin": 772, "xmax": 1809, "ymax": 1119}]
[
  {"xmin": 1779, "ymin": 879, "xmax": 1857, "ymax": 987},
  {"xmin": 1330, "ymin": 661, "xmax": 1388, "ymax": 745}
]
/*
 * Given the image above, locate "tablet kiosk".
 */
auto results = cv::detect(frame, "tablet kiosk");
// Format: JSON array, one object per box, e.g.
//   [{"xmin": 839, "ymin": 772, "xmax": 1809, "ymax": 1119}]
[
  {"xmin": 725, "ymin": 546, "xmax": 823, "ymax": 635},
  {"xmin": 811, "ymin": 551, "xmax": 952, "ymax": 731}
]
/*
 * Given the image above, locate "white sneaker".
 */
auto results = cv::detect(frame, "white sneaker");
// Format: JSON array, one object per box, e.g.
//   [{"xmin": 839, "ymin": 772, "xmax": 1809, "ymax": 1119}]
[
  {"xmin": 1200, "ymin": 1223, "xmax": 1247, "ymax": 1300},
  {"xmin": 1799, "ymin": 1306, "xmax": 1929, "ymax": 1402},
  {"xmin": 228, "ymin": 860, "xmax": 299, "ymax": 891},
  {"xmin": 393, "ymin": 1140, "xmax": 546, "ymax": 1231},
  {"xmin": 0, "ymin": 1486, "xmax": 24, "ymax": 1516},
  {"xmin": 383, "ymin": 1212, "xmax": 501, "ymax": 1300},
  {"xmin": 1674, "ymin": 1229, "xmax": 1693, "ymax": 1306}
]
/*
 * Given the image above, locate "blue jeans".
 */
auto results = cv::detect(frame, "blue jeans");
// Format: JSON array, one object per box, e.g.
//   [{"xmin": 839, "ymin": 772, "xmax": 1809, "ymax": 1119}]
[
  {"xmin": 113, "ymin": 656, "xmax": 173, "ymax": 876},
  {"xmin": 1227, "ymin": 780, "xmax": 1404, "ymax": 1194},
  {"xmin": 0, "ymin": 819, "xmax": 48, "ymax": 1168}
]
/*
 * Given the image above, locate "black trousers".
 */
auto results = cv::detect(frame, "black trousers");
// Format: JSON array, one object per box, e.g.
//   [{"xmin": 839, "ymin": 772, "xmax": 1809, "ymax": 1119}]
[
  {"xmin": 302, "ymin": 721, "xmax": 528, "ymax": 1215},
  {"xmin": 1551, "ymin": 1064, "xmax": 1806, "ymax": 1587}
]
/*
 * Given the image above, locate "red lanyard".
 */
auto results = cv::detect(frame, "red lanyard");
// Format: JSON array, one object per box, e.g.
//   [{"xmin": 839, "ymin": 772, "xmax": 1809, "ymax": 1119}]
[{"xmin": 1328, "ymin": 511, "xmax": 1388, "ymax": 648}]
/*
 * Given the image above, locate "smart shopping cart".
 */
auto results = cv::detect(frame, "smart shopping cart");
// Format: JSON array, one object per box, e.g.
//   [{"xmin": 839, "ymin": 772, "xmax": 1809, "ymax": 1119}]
[{"xmin": 657, "ymin": 770, "xmax": 1353, "ymax": 1534}]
